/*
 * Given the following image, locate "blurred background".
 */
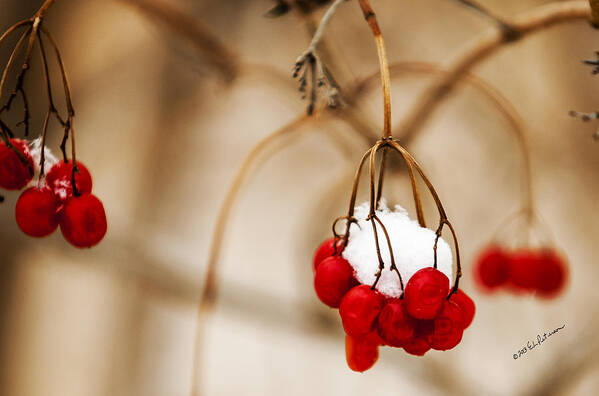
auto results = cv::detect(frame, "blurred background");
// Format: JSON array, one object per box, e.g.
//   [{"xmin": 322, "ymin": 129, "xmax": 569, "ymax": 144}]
[{"xmin": 0, "ymin": 0, "xmax": 598, "ymax": 395}]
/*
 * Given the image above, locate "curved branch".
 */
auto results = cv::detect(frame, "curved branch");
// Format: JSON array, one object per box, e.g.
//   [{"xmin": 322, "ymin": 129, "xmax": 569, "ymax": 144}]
[
  {"xmin": 396, "ymin": 1, "xmax": 590, "ymax": 143},
  {"xmin": 190, "ymin": 113, "xmax": 315, "ymax": 396},
  {"xmin": 354, "ymin": 61, "xmax": 536, "ymax": 215}
]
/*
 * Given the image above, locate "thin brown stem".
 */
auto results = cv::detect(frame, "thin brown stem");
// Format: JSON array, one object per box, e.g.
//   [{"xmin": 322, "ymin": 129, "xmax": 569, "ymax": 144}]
[
  {"xmin": 0, "ymin": 27, "xmax": 32, "ymax": 110},
  {"xmin": 39, "ymin": 109, "xmax": 51, "ymax": 178},
  {"xmin": 590, "ymin": 0, "xmax": 599, "ymax": 26},
  {"xmin": 375, "ymin": 145, "xmax": 387, "ymax": 208},
  {"xmin": 39, "ymin": 26, "xmax": 79, "ymax": 190},
  {"xmin": 0, "ymin": 16, "xmax": 42, "ymax": 117},
  {"xmin": 35, "ymin": 0, "xmax": 58, "ymax": 19},
  {"xmin": 357, "ymin": 0, "xmax": 392, "ymax": 138},
  {"xmin": 0, "ymin": 20, "xmax": 31, "ymax": 48}
]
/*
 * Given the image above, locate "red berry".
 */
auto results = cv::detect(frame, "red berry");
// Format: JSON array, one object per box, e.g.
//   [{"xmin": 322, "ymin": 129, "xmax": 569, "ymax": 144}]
[
  {"xmin": 0, "ymin": 138, "xmax": 33, "ymax": 190},
  {"xmin": 15, "ymin": 186, "xmax": 58, "ymax": 237},
  {"xmin": 403, "ymin": 323, "xmax": 432, "ymax": 356},
  {"xmin": 362, "ymin": 329, "xmax": 385, "ymax": 346},
  {"xmin": 404, "ymin": 268, "xmax": 449, "ymax": 319},
  {"xmin": 377, "ymin": 298, "xmax": 417, "ymax": 347},
  {"xmin": 313, "ymin": 256, "xmax": 356, "ymax": 308},
  {"xmin": 509, "ymin": 250, "xmax": 539, "ymax": 291},
  {"xmin": 448, "ymin": 289, "xmax": 475, "ymax": 329},
  {"xmin": 535, "ymin": 250, "xmax": 567, "ymax": 298},
  {"xmin": 425, "ymin": 301, "xmax": 464, "ymax": 351},
  {"xmin": 46, "ymin": 160, "xmax": 93, "ymax": 205},
  {"xmin": 340, "ymin": 285, "xmax": 385, "ymax": 337},
  {"xmin": 474, "ymin": 245, "xmax": 510, "ymax": 290},
  {"xmin": 59, "ymin": 194, "xmax": 107, "ymax": 248},
  {"xmin": 345, "ymin": 334, "xmax": 379, "ymax": 372}
]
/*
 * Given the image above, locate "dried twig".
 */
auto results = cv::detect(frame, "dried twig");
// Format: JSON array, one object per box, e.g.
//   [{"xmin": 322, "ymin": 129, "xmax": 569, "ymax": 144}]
[
  {"xmin": 396, "ymin": 1, "xmax": 590, "ymax": 143},
  {"xmin": 293, "ymin": 0, "xmax": 346, "ymax": 114},
  {"xmin": 451, "ymin": 0, "xmax": 519, "ymax": 39},
  {"xmin": 569, "ymin": 110, "xmax": 599, "ymax": 140}
]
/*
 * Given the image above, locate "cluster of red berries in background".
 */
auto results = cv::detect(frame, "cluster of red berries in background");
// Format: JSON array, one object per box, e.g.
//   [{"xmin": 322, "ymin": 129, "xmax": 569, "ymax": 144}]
[
  {"xmin": 0, "ymin": 138, "xmax": 107, "ymax": 248},
  {"xmin": 474, "ymin": 245, "xmax": 567, "ymax": 298},
  {"xmin": 313, "ymin": 238, "xmax": 475, "ymax": 372}
]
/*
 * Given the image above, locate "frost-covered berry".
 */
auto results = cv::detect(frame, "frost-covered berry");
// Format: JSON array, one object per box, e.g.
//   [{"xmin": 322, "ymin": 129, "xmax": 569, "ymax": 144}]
[
  {"xmin": 404, "ymin": 267, "xmax": 449, "ymax": 319},
  {"xmin": 314, "ymin": 256, "xmax": 356, "ymax": 308},
  {"xmin": 46, "ymin": 160, "xmax": 93, "ymax": 205},
  {"xmin": 377, "ymin": 298, "xmax": 417, "ymax": 347},
  {"xmin": 313, "ymin": 237, "xmax": 343, "ymax": 272},
  {"xmin": 15, "ymin": 186, "xmax": 58, "ymax": 237},
  {"xmin": 508, "ymin": 250, "xmax": 539, "ymax": 291},
  {"xmin": 475, "ymin": 245, "xmax": 510, "ymax": 290},
  {"xmin": 59, "ymin": 194, "xmax": 107, "ymax": 248},
  {"xmin": 340, "ymin": 285, "xmax": 385, "ymax": 337},
  {"xmin": 0, "ymin": 138, "xmax": 33, "ymax": 190},
  {"xmin": 448, "ymin": 289, "xmax": 475, "ymax": 329},
  {"xmin": 425, "ymin": 301, "xmax": 464, "ymax": 351},
  {"xmin": 345, "ymin": 334, "xmax": 379, "ymax": 372},
  {"xmin": 535, "ymin": 250, "xmax": 567, "ymax": 298}
]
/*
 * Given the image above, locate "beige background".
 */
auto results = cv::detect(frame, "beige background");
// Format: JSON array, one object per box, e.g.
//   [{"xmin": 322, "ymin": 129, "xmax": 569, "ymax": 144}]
[{"xmin": 0, "ymin": 0, "xmax": 598, "ymax": 395}]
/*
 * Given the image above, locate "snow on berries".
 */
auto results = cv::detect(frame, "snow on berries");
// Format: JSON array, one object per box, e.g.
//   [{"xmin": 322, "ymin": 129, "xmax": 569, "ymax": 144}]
[
  {"xmin": 0, "ymin": 138, "xmax": 107, "ymax": 248},
  {"xmin": 46, "ymin": 160, "xmax": 93, "ymax": 206},
  {"xmin": 342, "ymin": 201, "xmax": 453, "ymax": 298},
  {"xmin": 312, "ymin": 200, "xmax": 475, "ymax": 371},
  {"xmin": 474, "ymin": 245, "xmax": 567, "ymax": 298}
]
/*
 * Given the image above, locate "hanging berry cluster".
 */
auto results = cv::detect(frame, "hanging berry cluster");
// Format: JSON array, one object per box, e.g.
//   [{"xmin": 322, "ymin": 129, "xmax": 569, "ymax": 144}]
[
  {"xmin": 312, "ymin": 138, "xmax": 475, "ymax": 372},
  {"xmin": 304, "ymin": 0, "xmax": 475, "ymax": 372},
  {"xmin": 0, "ymin": 0, "xmax": 107, "ymax": 248},
  {"xmin": 472, "ymin": 178, "xmax": 567, "ymax": 299},
  {"xmin": 475, "ymin": 245, "xmax": 567, "ymax": 298}
]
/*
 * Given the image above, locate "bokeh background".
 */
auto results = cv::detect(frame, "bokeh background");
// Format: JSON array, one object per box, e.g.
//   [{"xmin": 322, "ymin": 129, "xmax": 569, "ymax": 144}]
[{"xmin": 1, "ymin": 0, "xmax": 598, "ymax": 395}]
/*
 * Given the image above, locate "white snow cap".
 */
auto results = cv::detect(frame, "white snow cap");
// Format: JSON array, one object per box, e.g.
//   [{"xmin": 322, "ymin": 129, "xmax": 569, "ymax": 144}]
[
  {"xmin": 342, "ymin": 200, "xmax": 454, "ymax": 298},
  {"xmin": 29, "ymin": 137, "xmax": 58, "ymax": 173}
]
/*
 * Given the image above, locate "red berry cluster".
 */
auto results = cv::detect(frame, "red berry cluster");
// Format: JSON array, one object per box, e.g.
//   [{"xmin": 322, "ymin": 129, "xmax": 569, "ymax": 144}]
[
  {"xmin": 474, "ymin": 245, "xmax": 567, "ymax": 298},
  {"xmin": 1, "ymin": 138, "xmax": 107, "ymax": 248},
  {"xmin": 313, "ymin": 238, "xmax": 475, "ymax": 372}
]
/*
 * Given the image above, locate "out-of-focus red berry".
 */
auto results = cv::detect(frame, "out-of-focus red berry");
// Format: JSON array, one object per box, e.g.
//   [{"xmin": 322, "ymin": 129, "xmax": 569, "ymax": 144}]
[
  {"xmin": 313, "ymin": 256, "xmax": 356, "ymax": 308},
  {"xmin": 59, "ymin": 194, "xmax": 107, "ymax": 248},
  {"xmin": 377, "ymin": 298, "xmax": 417, "ymax": 347},
  {"xmin": 509, "ymin": 250, "xmax": 540, "ymax": 291},
  {"xmin": 0, "ymin": 138, "xmax": 33, "ymax": 190},
  {"xmin": 474, "ymin": 245, "xmax": 510, "ymax": 290},
  {"xmin": 448, "ymin": 289, "xmax": 475, "ymax": 329},
  {"xmin": 46, "ymin": 160, "xmax": 93, "ymax": 206},
  {"xmin": 425, "ymin": 301, "xmax": 464, "ymax": 351},
  {"xmin": 404, "ymin": 268, "xmax": 449, "ymax": 319},
  {"xmin": 345, "ymin": 334, "xmax": 379, "ymax": 372},
  {"xmin": 340, "ymin": 285, "xmax": 385, "ymax": 337},
  {"xmin": 15, "ymin": 186, "xmax": 58, "ymax": 237},
  {"xmin": 535, "ymin": 250, "xmax": 567, "ymax": 298}
]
